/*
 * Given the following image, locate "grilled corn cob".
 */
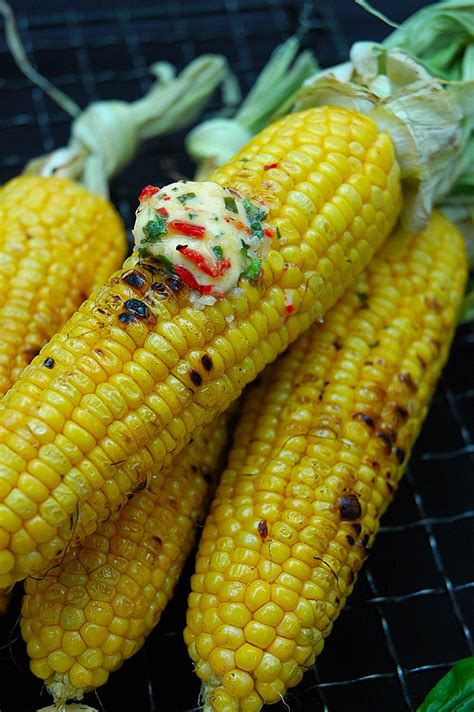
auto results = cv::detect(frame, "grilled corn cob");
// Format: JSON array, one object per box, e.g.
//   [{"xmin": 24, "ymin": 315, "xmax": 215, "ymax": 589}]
[
  {"xmin": 184, "ymin": 210, "xmax": 467, "ymax": 711},
  {"xmin": 20, "ymin": 410, "xmax": 233, "ymax": 707},
  {"xmin": 0, "ymin": 106, "xmax": 402, "ymax": 588},
  {"xmin": 0, "ymin": 175, "xmax": 127, "ymax": 395}
]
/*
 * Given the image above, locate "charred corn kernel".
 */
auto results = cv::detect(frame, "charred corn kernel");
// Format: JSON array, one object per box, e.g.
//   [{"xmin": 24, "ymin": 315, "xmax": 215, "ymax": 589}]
[
  {"xmin": 21, "ymin": 412, "xmax": 232, "ymax": 705},
  {"xmin": 0, "ymin": 107, "xmax": 401, "ymax": 586},
  {"xmin": 0, "ymin": 175, "xmax": 126, "ymax": 396},
  {"xmin": 185, "ymin": 211, "xmax": 467, "ymax": 711},
  {"xmin": 0, "ymin": 587, "xmax": 12, "ymax": 614}
]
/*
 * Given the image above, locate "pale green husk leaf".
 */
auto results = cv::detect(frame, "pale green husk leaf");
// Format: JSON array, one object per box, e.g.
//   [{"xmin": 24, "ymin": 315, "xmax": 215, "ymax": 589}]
[
  {"xmin": 290, "ymin": 41, "xmax": 474, "ymax": 232},
  {"xmin": 1, "ymin": 0, "xmax": 234, "ymax": 197},
  {"xmin": 23, "ymin": 56, "xmax": 234, "ymax": 198},
  {"xmin": 186, "ymin": 37, "xmax": 318, "ymax": 178}
]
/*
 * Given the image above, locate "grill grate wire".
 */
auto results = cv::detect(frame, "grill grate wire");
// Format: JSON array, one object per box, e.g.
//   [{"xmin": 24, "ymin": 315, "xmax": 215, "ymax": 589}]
[{"xmin": 0, "ymin": 2, "xmax": 472, "ymax": 711}]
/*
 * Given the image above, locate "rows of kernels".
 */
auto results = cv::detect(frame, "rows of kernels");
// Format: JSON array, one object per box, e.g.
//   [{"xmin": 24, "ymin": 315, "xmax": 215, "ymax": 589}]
[
  {"xmin": 0, "ymin": 175, "xmax": 126, "ymax": 394},
  {"xmin": 185, "ymin": 211, "xmax": 467, "ymax": 711},
  {"xmin": 0, "ymin": 106, "xmax": 401, "ymax": 587},
  {"xmin": 21, "ymin": 412, "xmax": 232, "ymax": 703}
]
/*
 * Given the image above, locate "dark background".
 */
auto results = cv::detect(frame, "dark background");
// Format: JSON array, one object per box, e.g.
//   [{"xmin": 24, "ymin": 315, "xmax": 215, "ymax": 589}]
[{"xmin": 0, "ymin": 2, "xmax": 473, "ymax": 712}]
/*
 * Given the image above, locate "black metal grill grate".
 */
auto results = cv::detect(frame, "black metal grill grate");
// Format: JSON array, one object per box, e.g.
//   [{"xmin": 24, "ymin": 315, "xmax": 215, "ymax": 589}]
[{"xmin": 0, "ymin": 2, "xmax": 472, "ymax": 711}]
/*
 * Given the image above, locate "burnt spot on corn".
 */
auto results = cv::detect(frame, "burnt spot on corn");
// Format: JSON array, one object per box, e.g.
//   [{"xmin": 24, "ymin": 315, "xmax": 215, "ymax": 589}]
[
  {"xmin": 190, "ymin": 370, "xmax": 203, "ymax": 387},
  {"xmin": 333, "ymin": 339, "xmax": 343, "ymax": 351},
  {"xmin": 338, "ymin": 494, "xmax": 361, "ymax": 521},
  {"xmin": 201, "ymin": 354, "xmax": 213, "ymax": 371},
  {"xmin": 149, "ymin": 536, "xmax": 163, "ymax": 550},
  {"xmin": 369, "ymin": 340, "xmax": 380, "ymax": 349},
  {"xmin": 352, "ymin": 523, "xmax": 362, "ymax": 536},
  {"xmin": 426, "ymin": 297, "xmax": 442, "ymax": 312},
  {"xmin": 43, "ymin": 357, "xmax": 55, "ymax": 369},
  {"xmin": 202, "ymin": 469, "xmax": 213, "ymax": 486},
  {"xmin": 133, "ymin": 472, "xmax": 147, "ymax": 493},
  {"xmin": 258, "ymin": 519, "xmax": 269, "ymax": 541},
  {"xmin": 124, "ymin": 298, "xmax": 149, "ymax": 318},
  {"xmin": 357, "ymin": 292, "xmax": 369, "ymax": 303},
  {"xmin": 137, "ymin": 259, "xmax": 159, "ymax": 275},
  {"xmin": 376, "ymin": 430, "xmax": 393, "ymax": 455},
  {"xmin": 430, "ymin": 338, "xmax": 441, "ymax": 353},
  {"xmin": 394, "ymin": 447, "xmax": 406, "ymax": 464},
  {"xmin": 391, "ymin": 403, "xmax": 409, "ymax": 423},
  {"xmin": 122, "ymin": 269, "xmax": 147, "ymax": 291},
  {"xmin": 353, "ymin": 412, "xmax": 375, "ymax": 428},
  {"xmin": 364, "ymin": 458, "xmax": 380, "ymax": 472},
  {"xmin": 387, "ymin": 481, "xmax": 395, "ymax": 494},
  {"xmin": 151, "ymin": 282, "xmax": 171, "ymax": 298},
  {"xmin": 399, "ymin": 372, "xmax": 417, "ymax": 392},
  {"xmin": 118, "ymin": 312, "xmax": 135, "ymax": 324},
  {"xmin": 361, "ymin": 533, "xmax": 371, "ymax": 551},
  {"xmin": 23, "ymin": 346, "xmax": 41, "ymax": 362},
  {"xmin": 417, "ymin": 354, "xmax": 427, "ymax": 368},
  {"xmin": 346, "ymin": 534, "xmax": 355, "ymax": 546},
  {"xmin": 167, "ymin": 275, "xmax": 183, "ymax": 292}
]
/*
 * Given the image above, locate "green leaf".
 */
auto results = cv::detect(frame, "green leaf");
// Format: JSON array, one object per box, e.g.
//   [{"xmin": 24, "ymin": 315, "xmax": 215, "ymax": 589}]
[
  {"xmin": 142, "ymin": 216, "xmax": 167, "ymax": 242},
  {"xmin": 224, "ymin": 196, "xmax": 238, "ymax": 213},
  {"xmin": 178, "ymin": 192, "xmax": 197, "ymax": 203},
  {"xmin": 156, "ymin": 254, "xmax": 174, "ymax": 273},
  {"xmin": 417, "ymin": 657, "xmax": 474, "ymax": 712},
  {"xmin": 242, "ymin": 198, "xmax": 266, "ymax": 239},
  {"xmin": 242, "ymin": 256, "xmax": 262, "ymax": 280}
]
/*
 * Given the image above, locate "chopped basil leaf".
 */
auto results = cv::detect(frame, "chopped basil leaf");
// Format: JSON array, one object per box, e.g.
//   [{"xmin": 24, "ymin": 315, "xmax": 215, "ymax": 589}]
[
  {"xmin": 224, "ymin": 196, "xmax": 238, "ymax": 213},
  {"xmin": 157, "ymin": 254, "xmax": 174, "ymax": 273},
  {"xmin": 178, "ymin": 192, "xmax": 197, "ymax": 204},
  {"xmin": 188, "ymin": 212, "xmax": 197, "ymax": 219},
  {"xmin": 276, "ymin": 226, "xmax": 282, "ymax": 240},
  {"xmin": 212, "ymin": 245, "xmax": 223, "ymax": 260},
  {"xmin": 142, "ymin": 216, "xmax": 167, "ymax": 242},
  {"xmin": 242, "ymin": 257, "xmax": 262, "ymax": 280},
  {"xmin": 137, "ymin": 247, "xmax": 148, "ymax": 258},
  {"xmin": 242, "ymin": 197, "xmax": 266, "ymax": 240}
]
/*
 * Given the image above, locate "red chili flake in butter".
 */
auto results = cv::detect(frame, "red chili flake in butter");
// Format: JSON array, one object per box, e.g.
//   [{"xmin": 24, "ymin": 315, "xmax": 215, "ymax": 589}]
[{"xmin": 139, "ymin": 184, "xmax": 159, "ymax": 202}]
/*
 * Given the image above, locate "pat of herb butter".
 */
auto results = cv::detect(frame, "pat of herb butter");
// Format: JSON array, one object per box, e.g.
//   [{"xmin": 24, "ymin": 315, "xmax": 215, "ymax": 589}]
[{"xmin": 133, "ymin": 180, "xmax": 271, "ymax": 297}]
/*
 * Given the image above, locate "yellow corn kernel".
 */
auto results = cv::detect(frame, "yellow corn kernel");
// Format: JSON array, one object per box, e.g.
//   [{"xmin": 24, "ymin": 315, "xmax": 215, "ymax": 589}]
[
  {"xmin": 21, "ymin": 412, "xmax": 232, "ymax": 706},
  {"xmin": 185, "ymin": 211, "xmax": 467, "ymax": 711}
]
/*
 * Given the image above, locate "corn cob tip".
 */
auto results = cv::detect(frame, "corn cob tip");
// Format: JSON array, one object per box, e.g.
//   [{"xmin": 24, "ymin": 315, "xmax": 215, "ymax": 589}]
[
  {"xmin": 21, "ymin": 413, "xmax": 234, "ymax": 705},
  {"xmin": 0, "ymin": 174, "xmax": 127, "ymax": 395}
]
